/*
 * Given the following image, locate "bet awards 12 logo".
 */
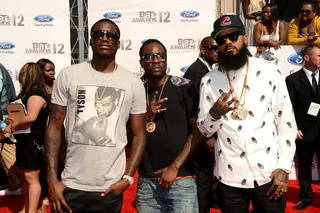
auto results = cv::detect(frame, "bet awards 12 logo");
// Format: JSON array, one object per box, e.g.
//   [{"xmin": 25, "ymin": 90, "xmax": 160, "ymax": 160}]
[
  {"xmin": 170, "ymin": 38, "xmax": 198, "ymax": 50},
  {"xmin": 120, "ymin": 39, "xmax": 132, "ymax": 51},
  {"xmin": 0, "ymin": 14, "xmax": 24, "ymax": 26},
  {"xmin": 25, "ymin": 42, "xmax": 65, "ymax": 54},
  {"xmin": 132, "ymin": 11, "xmax": 170, "ymax": 23}
]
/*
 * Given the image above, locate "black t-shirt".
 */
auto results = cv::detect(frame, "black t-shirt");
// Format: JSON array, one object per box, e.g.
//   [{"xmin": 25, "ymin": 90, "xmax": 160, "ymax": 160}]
[{"xmin": 138, "ymin": 75, "xmax": 199, "ymax": 178}]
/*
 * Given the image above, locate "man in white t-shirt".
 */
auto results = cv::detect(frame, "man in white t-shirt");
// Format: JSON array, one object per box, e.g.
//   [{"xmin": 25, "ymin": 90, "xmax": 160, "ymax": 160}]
[{"xmin": 45, "ymin": 19, "xmax": 146, "ymax": 213}]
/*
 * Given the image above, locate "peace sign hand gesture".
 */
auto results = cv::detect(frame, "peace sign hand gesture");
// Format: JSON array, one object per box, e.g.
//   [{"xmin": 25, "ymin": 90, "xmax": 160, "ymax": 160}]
[
  {"xmin": 147, "ymin": 91, "xmax": 168, "ymax": 121},
  {"xmin": 209, "ymin": 89, "xmax": 237, "ymax": 119}
]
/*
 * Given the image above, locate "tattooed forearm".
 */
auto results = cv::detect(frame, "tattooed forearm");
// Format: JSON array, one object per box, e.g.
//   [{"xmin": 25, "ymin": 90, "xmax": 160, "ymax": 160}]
[
  {"xmin": 50, "ymin": 103, "xmax": 67, "ymax": 121},
  {"xmin": 171, "ymin": 118, "xmax": 204, "ymax": 169},
  {"xmin": 125, "ymin": 137, "xmax": 146, "ymax": 176},
  {"xmin": 45, "ymin": 132, "xmax": 61, "ymax": 180},
  {"xmin": 45, "ymin": 104, "xmax": 66, "ymax": 181},
  {"xmin": 171, "ymin": 132, "xmax": 203, "ymax": 170},
  {"xmin": 125, "ymin": 113, "xmax": 146, "ymax": 177}
]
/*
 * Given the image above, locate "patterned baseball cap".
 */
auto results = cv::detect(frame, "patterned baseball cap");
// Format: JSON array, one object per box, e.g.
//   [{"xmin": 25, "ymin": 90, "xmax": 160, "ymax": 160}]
[{"xmin": 211, "ymin": 15, "xmax": 245, "ymax": 39}]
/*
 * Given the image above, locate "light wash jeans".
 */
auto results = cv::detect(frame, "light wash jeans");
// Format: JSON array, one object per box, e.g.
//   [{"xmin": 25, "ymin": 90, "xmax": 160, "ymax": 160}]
[{"xmin": 136, "ymin": 176, "xmax": 198, "ymax": 213}]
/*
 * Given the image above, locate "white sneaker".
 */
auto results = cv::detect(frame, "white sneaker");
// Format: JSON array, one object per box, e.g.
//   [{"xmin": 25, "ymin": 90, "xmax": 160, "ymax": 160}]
[{"xmin": 0, "ymin": 187, "xmax": 23, "ymax": 195}]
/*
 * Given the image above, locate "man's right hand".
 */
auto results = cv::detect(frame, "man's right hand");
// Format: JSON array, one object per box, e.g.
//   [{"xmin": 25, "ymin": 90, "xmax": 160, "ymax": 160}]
[
  {"xmin": 147, "ymin": 91, "xmax": 168, "ymax": 121},
  {"xmin": 297, "ymin": 130, "xmax": 303, "ymax": 140},
  {"xmin": 48, "ymin": 180, "xmax": 72, "ymax": 213},
  {"xmin": 209, "ymin": 89, "xmax": 237, "ymax": 119}
]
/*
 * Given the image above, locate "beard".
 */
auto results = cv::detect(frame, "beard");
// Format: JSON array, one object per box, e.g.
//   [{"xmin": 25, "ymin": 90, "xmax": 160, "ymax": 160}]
[{"xmin": 218, "ymin": 44, "xmax": 249, "ymax": 71}]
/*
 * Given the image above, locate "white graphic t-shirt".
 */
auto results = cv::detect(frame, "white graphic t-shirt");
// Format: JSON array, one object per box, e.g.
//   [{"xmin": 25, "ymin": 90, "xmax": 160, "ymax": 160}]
[{"xmin": 51, "ymin": 61, "xmax": 146, "ymax": 192}]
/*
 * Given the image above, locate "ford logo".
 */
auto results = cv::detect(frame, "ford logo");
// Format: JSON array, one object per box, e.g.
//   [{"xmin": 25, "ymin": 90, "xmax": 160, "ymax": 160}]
[
  {"xmin": 0, "ymin": 42, "xmax": 15, "ymax": 50},
  {"xmin": 34, "ymin": 15, "xmax": 54, "ymax": 22},
  {"xmin": 103, "ymin": 12, "xmax": 122, "ymax": 19},
  {"xmin": 287, "ymin": 52, "xmax": 303, "ymax": 66},
  {"xmin": 180, "ymin": 66, "xmax": 189, "ymax": 73},
  {"xmin": 141, "ymin": 39, "xmax": 148, "ymax": 44},
  {"xmin": 180, "ymin": 10, "xmax": 200, "ymax": 18}
]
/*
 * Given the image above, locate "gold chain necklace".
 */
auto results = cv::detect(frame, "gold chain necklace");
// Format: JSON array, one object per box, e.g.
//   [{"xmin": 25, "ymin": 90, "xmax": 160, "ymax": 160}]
[
  {"xmin": 90, "ymin": 63, "xmax": 118, "ymax": 105},
  {"xmin": 226, "ymin": 63, "xmax": 249, "ymax": 120},
  {"xmin": 146, "ymin": 76, "xmax": 168, "ymax": 133}
]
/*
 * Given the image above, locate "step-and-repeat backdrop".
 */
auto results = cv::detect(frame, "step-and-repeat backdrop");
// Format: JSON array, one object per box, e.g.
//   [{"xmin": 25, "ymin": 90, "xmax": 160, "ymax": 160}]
[
  {"xmin": 0, "ymin": 0, "xmax": 71, "ymax": 94},
  {"xmin": 88, "ymin": 0, "xmax": 216, "ymax": 78}
]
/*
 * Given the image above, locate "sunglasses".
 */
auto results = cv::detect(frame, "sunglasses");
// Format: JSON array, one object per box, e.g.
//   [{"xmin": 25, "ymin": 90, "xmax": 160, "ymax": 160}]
[
  {"xmin": 203, "ymin": 45, "xmax": 219, "ymax": 51},
  {"xmin": 215, "ymin": 31, "xmax": 243, "ymax": 46},
  {"xmin": 91, "ymin": 30, "xmax": 120, "ymax": 43},
  {"xmin": 141, "ymin": 52, "xmax": 167, "ymax": 63},
  {"xmin": 300, "ymin": 9, "xmax": 312, "ymax": 15}
]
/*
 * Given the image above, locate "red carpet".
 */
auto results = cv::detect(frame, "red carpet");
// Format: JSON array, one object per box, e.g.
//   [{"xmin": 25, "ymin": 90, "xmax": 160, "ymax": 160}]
[{"xmin": 1, "ymin": 175, "xmax": 319, "ymax": 213}]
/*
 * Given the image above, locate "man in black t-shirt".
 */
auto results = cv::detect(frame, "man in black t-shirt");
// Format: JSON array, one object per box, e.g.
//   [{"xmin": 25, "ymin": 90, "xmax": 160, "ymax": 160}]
[{"xmin": 136, "ymin": 39, "xmax": 203, "ymax": 213}]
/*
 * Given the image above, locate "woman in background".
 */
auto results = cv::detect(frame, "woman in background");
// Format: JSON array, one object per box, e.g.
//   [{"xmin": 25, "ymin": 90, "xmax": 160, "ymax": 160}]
[
  {"xmin": 287, "ymin": 1, "xmax": 320, "ymax": 45},
  {"xmin": 3, "ymin": 63, "xmax": 50, "ymax": 213},
  {"xmin": 254, "ymin": 4, "xmax": 286, "ymax": 51},
  {"xmin": 36, "ymin": 58, "xmax": 55, "ymax": 213},
  {"xmin": 37, "ymin": 59, "xmax": 55, "ymax": 96}
]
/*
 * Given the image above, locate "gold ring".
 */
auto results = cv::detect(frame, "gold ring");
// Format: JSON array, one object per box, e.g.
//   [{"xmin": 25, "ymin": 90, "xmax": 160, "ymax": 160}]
[{"xmin": 157, "ymin": 110, "xmax": 160, "ymax": 113}]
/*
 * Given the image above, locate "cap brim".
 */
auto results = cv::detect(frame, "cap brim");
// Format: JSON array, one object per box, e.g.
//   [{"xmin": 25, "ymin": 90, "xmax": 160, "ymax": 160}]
[{"xmin": 211, "ymin": 26, "xmax": 245, "ymax": 39}]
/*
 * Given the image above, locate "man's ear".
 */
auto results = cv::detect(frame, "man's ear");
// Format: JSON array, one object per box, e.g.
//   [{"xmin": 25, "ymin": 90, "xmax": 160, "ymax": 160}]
[
  {"xmin": 243, "ymin": 34, "xmax": 248, "ymax": 46},
  {"xmin": 304, "ymin": 55, "xmax": 309, "ymax": 62},
  {"xmin": 200, "ymin": 47, "xmax": 205, "ymax": 57},
  {"xmin": 139, "ymin": 59, "xmax": 144, "ymax": 67}
]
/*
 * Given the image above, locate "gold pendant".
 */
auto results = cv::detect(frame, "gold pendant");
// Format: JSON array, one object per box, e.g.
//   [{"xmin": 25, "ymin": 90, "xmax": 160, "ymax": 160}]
[
  {"xmin": 231, "ymin": 107, "xmax": 248, "ymax": 120},
  {"xmin": 237, "ymin": 107, "xmax": 248, "ymax": 120},
  {"xmin": 146, "ymin": 121, "xmax": 156, "ymax": 133}
]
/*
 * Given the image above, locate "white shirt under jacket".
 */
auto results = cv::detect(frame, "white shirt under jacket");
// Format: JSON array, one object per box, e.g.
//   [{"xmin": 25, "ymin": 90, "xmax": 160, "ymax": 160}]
[{"xmin": 197, "ymin": 57, "xmax": 297, "ymax": 188}]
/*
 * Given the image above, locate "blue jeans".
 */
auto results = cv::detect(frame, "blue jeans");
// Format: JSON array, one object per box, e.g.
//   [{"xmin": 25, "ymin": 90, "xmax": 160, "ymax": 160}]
[{"xmin": 136, "ymin": 176, "xmax": 198, "ymax": 213}]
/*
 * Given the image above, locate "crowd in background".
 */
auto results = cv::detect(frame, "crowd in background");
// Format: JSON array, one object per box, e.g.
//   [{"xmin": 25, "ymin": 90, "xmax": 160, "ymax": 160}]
[{"xmin": 243, "ymin": 1, "xmax": 320, "ymax": 52}]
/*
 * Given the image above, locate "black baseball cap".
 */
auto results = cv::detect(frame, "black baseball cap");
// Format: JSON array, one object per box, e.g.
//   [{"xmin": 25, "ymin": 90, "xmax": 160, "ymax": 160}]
[{"xmin": 211, "ymin": 15, "xmax": 245, "ymax": 39}]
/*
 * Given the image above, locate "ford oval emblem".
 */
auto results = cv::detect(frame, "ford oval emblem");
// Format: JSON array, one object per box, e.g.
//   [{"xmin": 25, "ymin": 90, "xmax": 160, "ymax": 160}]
[
  {"xmin": 34, "ymin": 15, "xmax": 54, "ymax": 22},
  {"xmin": 141, "ymin": 39, "xmax": 148, "ymax": 44},
  {"xmin": 0, "ymin": 42, "xmax": 15, "ymax": 50},
  {"xmin": 180, "ymin": 10, "xmax": 200, "ymax": 18},
  {"xmin": 103, "ymin": 12, "xmax": 122, "ymax": 19},
  {"xmin": 287, "ymin": 52, "xmax": 303, "ymax": 66},
  {"xmin": 180, "ymin": 66, "xmax": 189, "ymax": 73}
]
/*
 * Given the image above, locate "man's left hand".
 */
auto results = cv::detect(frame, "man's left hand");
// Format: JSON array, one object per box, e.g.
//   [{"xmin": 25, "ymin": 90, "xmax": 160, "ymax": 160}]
[
  {"xmin": 101, "ymin": 179, "xmax": 129, "ymax": 197},
  {"xmin": 266, "ymin": 169, "xmax": 289, "ymax": 200},
  {"xmin": 154, "ymin": 165, "xmax": 179, "ymax": 189}
]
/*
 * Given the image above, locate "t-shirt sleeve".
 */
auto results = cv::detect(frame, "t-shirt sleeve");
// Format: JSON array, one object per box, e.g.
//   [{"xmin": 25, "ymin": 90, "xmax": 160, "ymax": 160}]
[
  {"xmin": 130, "ymin": 76, "xmax": 146, "ymax": 114},
  {"xmin": 32, "ymin": 87, "xmax": 46, "ymax": 99},
  {"xmin": 51, "ymin": 69, "xmax": 69, "ymax": 106},
  {"xmin": 183, "ymin": 83, "xmax": 199, "ymax": 119}
]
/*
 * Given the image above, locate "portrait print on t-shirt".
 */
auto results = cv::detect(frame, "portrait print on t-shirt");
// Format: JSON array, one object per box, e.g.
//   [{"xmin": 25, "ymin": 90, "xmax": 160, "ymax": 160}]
[{"xmin": 71, "ymin": 85, "xmax": 125, "ymax": 147}]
